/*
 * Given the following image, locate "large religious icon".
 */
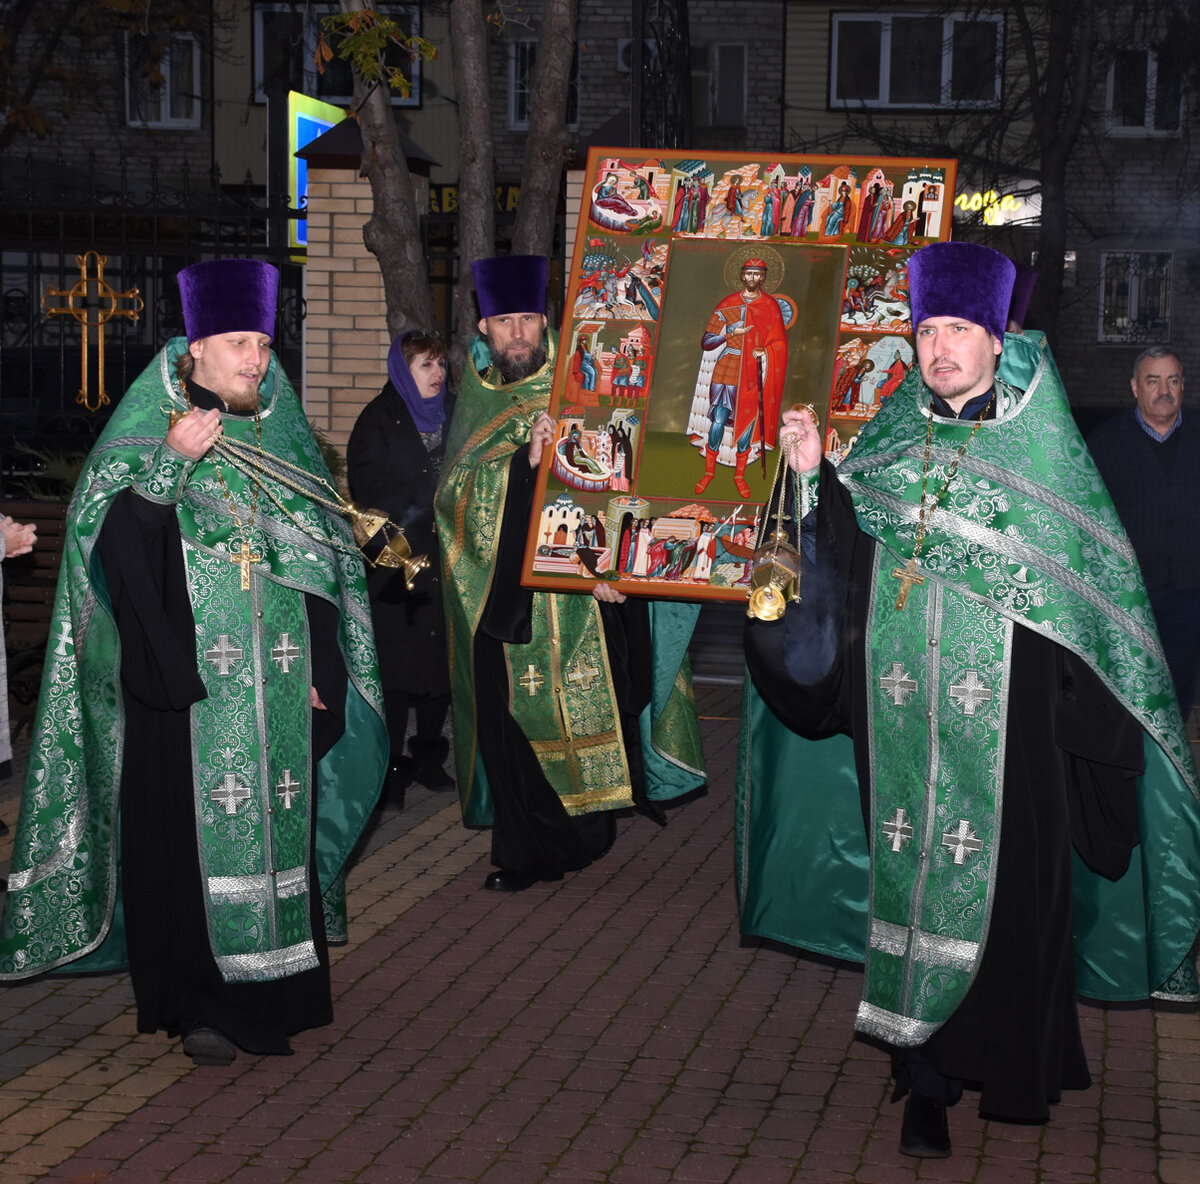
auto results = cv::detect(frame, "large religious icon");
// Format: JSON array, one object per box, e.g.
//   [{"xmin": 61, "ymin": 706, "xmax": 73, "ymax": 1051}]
[{"xmin": 522, "ymin": 148, "xmax": 957, "ymax": 603}]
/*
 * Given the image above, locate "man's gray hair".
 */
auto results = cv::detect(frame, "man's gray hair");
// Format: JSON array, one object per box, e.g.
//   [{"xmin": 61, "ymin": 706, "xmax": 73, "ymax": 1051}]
[{"xmin": 1132, "ymin": 345, "xmax": 1183, "ymax": 380}]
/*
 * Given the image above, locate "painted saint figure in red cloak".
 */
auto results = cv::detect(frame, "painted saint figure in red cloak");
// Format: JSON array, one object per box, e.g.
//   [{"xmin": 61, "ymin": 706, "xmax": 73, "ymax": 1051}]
[{"xmin": 688, "ymin": 257, "xmax": 789, "ymax": 498}]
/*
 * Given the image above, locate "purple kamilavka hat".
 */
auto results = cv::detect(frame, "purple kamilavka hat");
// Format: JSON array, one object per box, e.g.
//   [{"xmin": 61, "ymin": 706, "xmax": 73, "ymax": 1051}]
[
  {"xmin": 177, "ymin": 258, "xmax": 279, "ymax": 343},
  {"xmin": 907, "ymin": 242, "xmax": 1016, "ymax": 341},
  {"xmin": 471, "ymin": 255, "xmax": 549, "ymax": 318}
]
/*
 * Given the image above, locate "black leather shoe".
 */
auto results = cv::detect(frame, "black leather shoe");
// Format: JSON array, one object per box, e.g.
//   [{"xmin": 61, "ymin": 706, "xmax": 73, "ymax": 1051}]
[
  {"xmin": 181, "ymin": 1024, "xmax": 237, "ymax": 1067},
  {"xmin": 410, "ymin": 737, "xmax": 455, "ymax": 791},
  {"xmin": 483, "ymin": 867, "xmax": 565, "ymax": 892},
  {"xmin": 900, "ymin": 1092, "xmax": 951, "ymax": 1158}
]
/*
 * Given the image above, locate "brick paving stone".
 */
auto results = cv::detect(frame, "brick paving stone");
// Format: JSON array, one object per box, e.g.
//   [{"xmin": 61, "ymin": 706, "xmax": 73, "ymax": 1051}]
[
  {"xmin": 353, "ymin": 1166, "xmax": 423, "ymax": 1184},
  {"xmin": 1156, "ymin": 1162, "xmax": 1200, "ymax": 1184},
  {"xmin": 1040, "ymin": 1152, "xmax": 1107, "ymax": 1174},
  {"xmin": 671, "ymin": 1149, "xmax": 740, "ymax": 1181},
  {"xmin": 220, "ymin": 1166, "xmax": 298, "ymax": 1184},
  {"xmin": 795, "ymin": 1147, "xmax": 864, "ymax": 1176},
  {"xmin": 854, "ymin": 1163, "xmax": 922, "ymax": 1184},
  {"xmin": 608, "ymin": 1167, "xmax": 673, "ymax": 1184},
  {"xmin": 1041, "ymin": 1126, "xmax": 1099, "ymax": 1155},
  {"xmin": 3, "ymin": 1106, "xmax": 76, "ymax": 1136},
  {"xmin": 477, "ymin": 1159, "xmax": 560, "ymax": 1184},
  {"xmin": 1099, "ymin": 1118, "xmax": 1158, "ymax": 1142},
  {"xmin": 745, "ymin": 1134, "xmax": 813, "ymax": 1162}
]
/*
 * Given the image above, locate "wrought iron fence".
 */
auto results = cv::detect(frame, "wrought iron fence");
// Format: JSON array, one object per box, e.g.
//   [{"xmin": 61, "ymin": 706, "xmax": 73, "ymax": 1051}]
[{"xmin": 0, "ymin": 152, "xmax": 306, "ymax": 496}]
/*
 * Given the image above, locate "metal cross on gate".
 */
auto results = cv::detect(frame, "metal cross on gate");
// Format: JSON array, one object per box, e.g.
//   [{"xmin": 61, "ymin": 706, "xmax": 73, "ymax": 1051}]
[{"xmin": 42, "ymin": 251, "xmax": 144, "ymax": 413}]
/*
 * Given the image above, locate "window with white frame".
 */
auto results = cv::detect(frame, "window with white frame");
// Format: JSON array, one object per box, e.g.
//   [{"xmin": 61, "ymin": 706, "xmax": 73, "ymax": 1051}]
[
  {"xmin": 125, "ymin": 33, "xmax": 202, "ymax": 128},
  {"xmin": 1098, "ymin": 252, "xmax": 1172, "ymax": 344},
  {"xmin": 253, "ymin": 3, "xmax": 421, "ymax": 106},
  {"xmin": 830, "ymin": 12, "xmax": 1003, "ymax": 109},
  {"xmin": 508, "ymin": 41, "xmax": 580, "ymax": 130},
  {"xmin": 691, "ymin": 43, "xmax": 747, "ymax": 128},
  {"xmin": 1106, "ymin": 48, "xmax": 1182, "ymax": 136}
]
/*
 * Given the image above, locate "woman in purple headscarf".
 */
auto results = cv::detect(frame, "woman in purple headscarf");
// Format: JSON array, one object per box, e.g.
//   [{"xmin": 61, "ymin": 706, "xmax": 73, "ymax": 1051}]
[{"xmin": 347, "ymin": 331, "xmax": 455, "ymax": 802}]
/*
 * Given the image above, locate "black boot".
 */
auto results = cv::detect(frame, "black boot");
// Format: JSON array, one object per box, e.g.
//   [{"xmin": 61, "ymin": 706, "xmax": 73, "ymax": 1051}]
[
  {"xmin": 383, "ymin": 753, "xmax": 414, "ymax": 809},
  {"xmin": 409, "ymin": 736, "xmax": 454, "ymax": 791},
  {"xmin": 899, "ymin": 1092, "xmax": 951, "ymax": 1158}
]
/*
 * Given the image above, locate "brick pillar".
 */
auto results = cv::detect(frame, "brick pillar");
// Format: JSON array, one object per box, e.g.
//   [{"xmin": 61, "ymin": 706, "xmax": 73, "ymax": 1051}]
[{"xmin": 303, "ymin": 168, "xmax": 391, "ymax": 457}]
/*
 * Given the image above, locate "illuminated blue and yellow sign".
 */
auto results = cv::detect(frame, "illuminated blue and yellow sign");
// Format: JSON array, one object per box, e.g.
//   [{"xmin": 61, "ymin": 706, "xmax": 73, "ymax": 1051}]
[{"xmin": 288, "ymin": 91, "xmax": 347, "ymax": 252}]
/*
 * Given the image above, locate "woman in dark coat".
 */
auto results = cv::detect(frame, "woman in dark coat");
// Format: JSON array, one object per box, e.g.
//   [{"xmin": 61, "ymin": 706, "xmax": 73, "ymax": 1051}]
[{"xmin": 347, "ymin": 331, "xmax": 454, "ymax": 799}]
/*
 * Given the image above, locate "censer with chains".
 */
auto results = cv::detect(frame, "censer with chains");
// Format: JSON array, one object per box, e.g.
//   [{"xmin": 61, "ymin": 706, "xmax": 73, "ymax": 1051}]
[
  {"xmin": 167, "ymin": 406, "xmax": 429, "ymax": 590},
  {"xmin": 745, "ymin": 404, "xmax": 816, "ymax": 621}
]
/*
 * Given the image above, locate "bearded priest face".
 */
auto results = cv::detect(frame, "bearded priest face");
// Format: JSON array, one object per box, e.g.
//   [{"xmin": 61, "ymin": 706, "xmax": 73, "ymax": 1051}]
[
  {"xmin": 479, "ymin": 312, "xmax": 548, "ymax": 384},
  {"xmin": 188, "ymin": 331, "xmax": 271, "ymax": 410}
]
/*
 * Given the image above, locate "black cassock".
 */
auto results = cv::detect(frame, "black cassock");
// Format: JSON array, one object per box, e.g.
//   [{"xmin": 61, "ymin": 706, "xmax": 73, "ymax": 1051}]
[
  {"xmin": 472, "ymin": 449, "xmax": 661, "ymax": 876},
  {"xmin": 97, "ymin": 388, "xmax": 346, "ymax": 1054},
  {"xmin": 745, "ymin": 459, "xmax": 1142, "ymax": 1122}
]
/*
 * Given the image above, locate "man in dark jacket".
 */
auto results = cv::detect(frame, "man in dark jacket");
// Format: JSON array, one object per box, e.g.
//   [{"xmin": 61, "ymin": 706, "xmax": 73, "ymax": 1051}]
[{"xmin": 1088, "ymin": 348, "xmax": 1199, "ymax": 712}]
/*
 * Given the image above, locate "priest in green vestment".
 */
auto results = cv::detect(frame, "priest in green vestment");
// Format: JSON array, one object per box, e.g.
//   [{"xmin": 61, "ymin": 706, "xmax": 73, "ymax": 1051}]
[
  {"xmin": 0, "ymin": 259, "xmax": 387, "ymax": 1065},
  {"xmin": 739, "ymin": 242, "xmax": 1200, "ymax": 1157},
  {"xmin": 435, "ymin": 255, "xmax": 706, "ymax": 893}
]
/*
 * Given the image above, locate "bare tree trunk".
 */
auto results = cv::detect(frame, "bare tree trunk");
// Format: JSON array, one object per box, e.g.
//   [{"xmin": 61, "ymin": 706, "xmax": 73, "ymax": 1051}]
[
  {"xmin": 339, "ymin": 0, "xmax": 435, "ymax": 337},
  {"xmin": 1016, "ymin": 0, "xmax": 1100, "ymax": 345},
  {"xmin": 449, "ymin": 0, "xmax": 495, "ymax": 377},
  {"xmin": 509, "ymin": 0, "xmax": 578, "ymax": 259}
]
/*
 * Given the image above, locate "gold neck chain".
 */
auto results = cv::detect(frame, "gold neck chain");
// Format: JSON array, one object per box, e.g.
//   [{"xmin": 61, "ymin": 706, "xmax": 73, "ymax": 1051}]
[{"xmin": 892, "ymin": 392, "xmax": 994, "ymax": 610}]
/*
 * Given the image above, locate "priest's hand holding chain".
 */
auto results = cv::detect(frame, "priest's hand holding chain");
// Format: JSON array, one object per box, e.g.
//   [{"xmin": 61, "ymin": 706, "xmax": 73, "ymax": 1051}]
[
  {"xmin": 779, "ymin": 405, "xmax": 822, "ymax": 473},
  {"xmin": 168, "ymin": 408, "xmax": 223, "ymax": 460}
]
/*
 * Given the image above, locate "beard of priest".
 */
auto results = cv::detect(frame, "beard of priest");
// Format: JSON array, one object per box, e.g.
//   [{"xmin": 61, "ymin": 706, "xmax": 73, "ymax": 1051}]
[
  {"xmin": 178, "ymin": 330, "xmax": 271, "ymax": 411},
  {"xmin": 478, "ymin": 310, "xmax": 549, "ymax": 384}
]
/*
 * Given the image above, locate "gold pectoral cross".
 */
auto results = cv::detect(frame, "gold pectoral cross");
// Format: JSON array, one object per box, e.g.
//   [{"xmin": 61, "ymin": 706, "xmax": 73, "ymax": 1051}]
[
  {"xmin": 230, "ymin": 539, "xmax": 262, "ymax": 591},
  {"xmin": 892, "ymin": 558, "xmax": 925, "ymax": 610}
]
